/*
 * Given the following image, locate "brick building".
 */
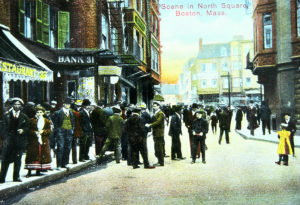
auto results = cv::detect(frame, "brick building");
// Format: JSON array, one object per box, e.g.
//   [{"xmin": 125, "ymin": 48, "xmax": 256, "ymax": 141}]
[
  {"xmin": 248, "ymin": 0, "xmax": 299, "ymax": 130},
  {"xmin": 0, "ymin": 0, "xmax": 161, "ymax": 109}
]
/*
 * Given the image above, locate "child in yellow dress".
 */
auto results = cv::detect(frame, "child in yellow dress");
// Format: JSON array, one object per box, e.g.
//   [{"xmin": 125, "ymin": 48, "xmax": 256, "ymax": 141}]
[{"xmin": 275, "ymin": 123, "xmax": 293, "ymax": 166}]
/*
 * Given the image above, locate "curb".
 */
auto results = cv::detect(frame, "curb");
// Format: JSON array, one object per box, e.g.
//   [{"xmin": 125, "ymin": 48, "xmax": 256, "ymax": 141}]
[
  {"xmin": 236, "ymin": 130, "xmax": 300, "ymax": 148},
  {"xmin": 0, "ymin": 154, "xmax": 113, "ymax": 200}
]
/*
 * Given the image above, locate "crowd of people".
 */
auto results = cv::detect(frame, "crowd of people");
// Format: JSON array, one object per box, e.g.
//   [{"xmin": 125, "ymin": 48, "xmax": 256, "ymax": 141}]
[{"xmin": 0, "ymin": 97, "xmax": 297, "ymax": 183}]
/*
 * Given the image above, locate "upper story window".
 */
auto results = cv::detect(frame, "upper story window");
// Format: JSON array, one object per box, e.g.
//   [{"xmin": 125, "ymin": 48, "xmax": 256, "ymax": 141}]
[
  {"xmin": 212, "ymin": 63, "xmax": 217, "ymax": 72},
  {"xmin": 19, "ymin": 0, "xmax": 35, "ymax": 40},
  {"xmin": 263, "ymin": 13, "xmax": 272, "ymax": 49},
  {"xmin": 201, "ymin": 80, "xmax": 207, "ymax": 88},
  {"xmin": 221, "ymin": 47, "xmax": 227, "ymax": 57},
  {"xmin": 136, "ymin": 0, "xmax": 143, "ymax": 17},
  {"xmin": 151, "ymin": 47, "xmax": 159, "ymax": 73},
  {"xmin": 201, "ymin": 64, "xmax": 206, "ymax": 72},
  {"xmin": 222, "ymin": 62, "xmax": 228, "ymax": 71},
  {"xmin": 233, "ymin": 78, "xmax": 242, "ymax": 88},
  {"xmin": 245, "ymin": 77, "xmax": 251, "ymax": 86},
  {"xmin": 297, "ymin": 0, "xmax": 300, "ymax": 36},
  {"xmin": 211, "ymin": 79, "xmax": 217, "ymax": 88},
  {"xmin": 223, "ymin": 78, "xmax": 228, "ymax": 89},
  {"xmin": 101, "ymin": 15, "xmax": 109, "ymax": 49},
  {"xmin": 233, "ymin": 61, "xmax": 241, "ymax": 70},
  {"xmin": 49, "ymin": 8, "xmax": 57, "ymax": 48},
  {"xmin": 111, "ymin": 27, "xmax": 119, "ymax": 53},
  {"xmin": 58, "ymin": 11, "xmax": 70, "ymax": 49}
]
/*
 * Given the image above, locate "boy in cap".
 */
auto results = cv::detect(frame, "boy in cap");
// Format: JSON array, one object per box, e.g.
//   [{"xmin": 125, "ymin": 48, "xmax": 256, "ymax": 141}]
[{"xmin": 0, "ymin": 98, "xmax": 29, "ymax": 183}]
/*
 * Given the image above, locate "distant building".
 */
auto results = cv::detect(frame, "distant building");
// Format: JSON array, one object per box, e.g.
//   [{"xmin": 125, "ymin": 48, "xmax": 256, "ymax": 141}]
[
  {"xmin": 161, "ymin": 83, "xmax": 180, "ymax": 105},
  {"xmin": 188, "ymin": 37, "xmax": 260, "ymax": 105},
  {"xmin": 178, "ymin": 59, "xmax": 195, "ymax": 105}
]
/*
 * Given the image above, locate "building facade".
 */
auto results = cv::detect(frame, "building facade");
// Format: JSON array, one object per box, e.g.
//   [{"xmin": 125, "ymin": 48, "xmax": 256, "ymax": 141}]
[
  {"xmin": 0, "ymin": 0, "xmax": 161, "ymax": 110},
  {"xmin": 248, "ymin": 0, "xmax": 299, "ymax": 130},
  {"xmin": 189, "ymin": 37, "xmax": 260, "ymax": 106}
]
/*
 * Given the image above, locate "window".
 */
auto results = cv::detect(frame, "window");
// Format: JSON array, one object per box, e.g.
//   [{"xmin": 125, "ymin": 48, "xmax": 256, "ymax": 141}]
[
  {"xmin": 192, "ymin": 74, "xmax": 197, "ymax": 81},
  {"xmin": 233, "ymin": 47, "xmax": 238, "ymax": 56},
  {"xmin": 101, "ymin": 15, "xmax": 109, "ymax": 49},
  {"xmin": 233, "ymin": 78, "xmax": 241, "ymax": 88},
  {"xmin": 49, "ymin": 8, "xmax": 57, "ymax": 48},
  {"xmin": 245, "ymin": 77, "xmax": 251, "ymax": 86},
  {"xmin": 222, "ymin": 62, "xmax": 228, "ymax": 71},
  {"xmin": 201, "ymin": 64, "xmax": 206, "ymax": 72},
  {"xmin": 124, "ymin": 0, "xmax": 129, "ymax": 7},
  {"xmin": 211, "ymin": 79, "xmax": 217, "ymax": 88},
  {"xmin": 263, "ymin": 14, "xmax": 272, "ymax": 49},
  {"xmin": 223, "ymin": 78, "xmax": 229, "ymax": 89},
  {"xmin": 221, "ymin": 47, "xmax": 227, "ymax": 57},
  {"xmin": 18, "ymin": 0, "xmax": 34, "ymax": 39},
  {"xmin": 212, "ymin": 63, "xmax": 217, "ymax": 72},
  {"xmin": 111, "ymin": 27, "xmax": 119, "ymax": 53},
  {"xmin": 151, "ymin": 47, "xmax": 159, "ymax": 73},
  {"xmin": 201, "ymin": 80, "xmax": 207, "ymax": 88},
  {"xmin": 233, "ymin": 61, "xmax": 241, "ymax": 70},
  {"xmin": 36, "ymin": 1, "xmax": 50, "ymax": 46},
  {"xmin": 58, "ymin": 11, "xmax": 70, "ymax": 49}
]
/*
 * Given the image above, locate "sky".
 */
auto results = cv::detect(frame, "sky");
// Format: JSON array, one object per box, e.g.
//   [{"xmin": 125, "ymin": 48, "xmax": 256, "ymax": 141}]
[{"xmin": 159, "ymin": 0, "xmax": 254, "ymax": 84}]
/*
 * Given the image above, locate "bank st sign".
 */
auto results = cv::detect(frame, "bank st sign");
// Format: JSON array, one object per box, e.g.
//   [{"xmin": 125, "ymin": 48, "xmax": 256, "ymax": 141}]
[{"xmin": 58, "ymin": 55, "xmax": 95, "ymax": 64}]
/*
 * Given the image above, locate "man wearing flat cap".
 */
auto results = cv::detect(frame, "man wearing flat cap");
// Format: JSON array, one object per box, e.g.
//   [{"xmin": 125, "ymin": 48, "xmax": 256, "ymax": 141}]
[
  {"xmin": 79, "ymin": 99, "xmax": 93, "ymax": 161},
  {"xmin": 52, "ymin": 98, "xmax": 75, "ymax": 169},
  {"xmin": 0, "ymin": 98, "xmax": 29, "ymax": 183},
  {"xmin": 98, "ymin": 105, "xmax": 124, "ymax": 163}
]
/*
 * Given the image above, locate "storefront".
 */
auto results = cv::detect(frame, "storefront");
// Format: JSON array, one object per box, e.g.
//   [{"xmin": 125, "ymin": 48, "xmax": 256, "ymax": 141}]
[{"xmin": 0, "ymin": 24, "xmax": 53, "ymax": 116}]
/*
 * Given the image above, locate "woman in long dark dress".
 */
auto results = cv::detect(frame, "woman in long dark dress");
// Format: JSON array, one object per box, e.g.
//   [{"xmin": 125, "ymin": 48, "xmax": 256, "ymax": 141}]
[{"xmin": 25, "ymin": 105, "xmax": 52, "ymax": 177}]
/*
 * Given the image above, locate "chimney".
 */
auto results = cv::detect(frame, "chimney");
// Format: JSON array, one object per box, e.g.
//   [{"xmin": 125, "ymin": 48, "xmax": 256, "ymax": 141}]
[{"xmin": 199, "ymin": 38, "xmax": 203, "ymax": 52}]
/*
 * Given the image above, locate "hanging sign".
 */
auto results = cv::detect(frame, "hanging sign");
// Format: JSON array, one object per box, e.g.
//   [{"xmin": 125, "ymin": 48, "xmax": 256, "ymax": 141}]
[{"xmin": 98, "ymin": 66, "xmax": 122, "ymax": 76}]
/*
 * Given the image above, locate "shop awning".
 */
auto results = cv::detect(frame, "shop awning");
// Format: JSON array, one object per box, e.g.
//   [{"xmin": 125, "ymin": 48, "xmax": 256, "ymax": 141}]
[{"xmin": 0, "ymin": 24, "xmax": 53, "ymax": 82}]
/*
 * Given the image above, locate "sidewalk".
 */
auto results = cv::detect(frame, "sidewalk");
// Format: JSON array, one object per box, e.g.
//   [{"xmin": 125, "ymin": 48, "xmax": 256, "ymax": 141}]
[
  {"xmin": 236, "ymin": 126, "xmax": 300, "ymax": 148},
  {"xmin": 0, "ymin": 145, "xmax": 113, "ymax": 200}
]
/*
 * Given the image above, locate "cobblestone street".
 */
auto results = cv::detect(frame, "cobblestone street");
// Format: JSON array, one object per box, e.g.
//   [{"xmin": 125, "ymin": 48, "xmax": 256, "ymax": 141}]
[{"xmin": 4, "ymin": 121, "xmax": 300, "ymax": 205}]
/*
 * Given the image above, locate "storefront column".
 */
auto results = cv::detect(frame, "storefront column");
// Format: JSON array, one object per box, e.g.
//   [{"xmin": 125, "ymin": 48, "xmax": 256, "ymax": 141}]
[
  {"xmin": 22, "ymin": 81, "xmax": 28, "ymax": 104},
  {"xmin": 94, "ymin": 67, "xmax": 99, "ymax": 104},
  {"xmin": 0, "ymin": 73, "xmax": 3, "ymax": 116},
  {"xmin": 136, "ymin": 81, "xmax": 142, "ymax": 105}
]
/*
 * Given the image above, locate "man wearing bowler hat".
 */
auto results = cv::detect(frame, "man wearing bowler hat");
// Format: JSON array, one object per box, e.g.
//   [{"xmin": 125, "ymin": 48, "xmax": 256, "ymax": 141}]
[
  {"xmin": 79, "ymin": 99, "xmax": 93, "ymax": 161},
  {"xmin": 52, "ymin": 98, "xmax": 75, "ymax": 169},
  {"xmin": 0, "ymin": 98, "xmax": 29, "ymax": 183}
]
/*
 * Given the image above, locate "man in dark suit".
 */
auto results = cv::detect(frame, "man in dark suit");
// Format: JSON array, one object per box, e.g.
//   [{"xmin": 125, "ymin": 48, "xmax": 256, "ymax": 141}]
[
  {"xmin": 247, "ymin": 100, "xmax": 258, "ymax": 136},
  {"xmin": 284, "ymin": 113, "xmax": 296, "ymax": 157},
  {"xmin": 218, "ymin": 107, "xmax": 230, "ymax": 144},
  {"xmin": 260, "ymin": 101, "xmax": 271, "ymax": 135},
  {"xmin": 52, "ymin": 98, "xmax": 75, "ymax": 169},
  {"xmin": 125, "ymin": 106, "xmax": 155, "ymax": 169},
  {"xmin": 0, "ymin": 98, "xmax": 29, "ymax": 183},
  {"xmin": 183, "ymin": 103, "xmax": 199, "ymax": 157},
  {"xmin": 79, "ymin": 99, "xmax": 93, "ymax": 161},
  {"xmin": 169, "ymin": 105, "xmax": 185, "ymax": 160},
  {"xmin": 90, "ymin": 100, "xmax": 108, "ymax": 156}
]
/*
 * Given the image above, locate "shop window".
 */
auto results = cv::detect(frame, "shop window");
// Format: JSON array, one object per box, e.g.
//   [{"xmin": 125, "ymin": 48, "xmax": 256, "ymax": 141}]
[
  {"xmin": 58, "ymin": 11, "xmax": 70, "ymax": 49},
  {"xmin": 9, "ymin": 80, "xmax": 22, "ymax": 98},
  {"xmin": 263, "ymin": 13, "xmax": 272, "ymax": 49},
  {"xmin": 67, "ymin": 81, "xmax": 76, "ymax": 99},
  {"xmin": 101, "ymin": 15, "xmax": 109, "ymax": 49},
  {"xmin": 297, "ymin": 0, "xmax": 300, "ymax": 36}
]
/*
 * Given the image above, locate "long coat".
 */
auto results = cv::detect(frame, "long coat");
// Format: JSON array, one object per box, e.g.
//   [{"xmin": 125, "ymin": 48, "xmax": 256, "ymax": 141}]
[
  {"xmin": 124, "ymin": 114, "xmax": 144, "ymax": 145},
  {"xmin": 277, "ymin": 130, "xmax": 293, "ymax": 155},
  {"xmin": 90, "ymin": 107, "xmax": 108, "ymax": 136},
  {"xmin": 79, "ymin": 109, "xmax": 93, "ymax": 133},
  {"xmin": 25, "ymin": 118, "xmax": 52, "ymax": 168},
  {"xmin": 2, "ymin": 111, "xmax": 29, "ymax": 158},
  {"xmin": 106, "ymin": 114, "xmax": 124, "ymax": 140},
  {"xmin": 72, "ymin": 110, "xmax": 81, "ymax": 139},
  {"xmin": 150, "ymin": 110, "xmax": 165, "ymax": 138},
  {"xmin": 169, "ymin": 113, "xmax": 182, "ymax": 137}
]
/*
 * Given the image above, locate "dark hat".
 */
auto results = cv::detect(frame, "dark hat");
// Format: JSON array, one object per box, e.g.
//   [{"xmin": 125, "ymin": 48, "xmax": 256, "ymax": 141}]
[
  {"xmin": 153, "ymin": 94, "xmax": 165, "ymax": 102},
  {"xmin": 82, "ymin": 99, "xmax": 91, "ymax": 107},
  {"xmin": 51, "ymin": 100, "xmax": 57, "ymax": 105},
  {"xmin": 249, "ymin": 100, "xmax": 254, "ymax": 104},
  {"xmin": 192, "ymin": 103, "xmax": 198, "ymax": 109},
  {"xmin": 11, "ymin": 97, "xmax": 24, "ymax": 105},
  {"xmin": 63, "ymin": 98, "xmax": 73, "ymax": 104}
]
